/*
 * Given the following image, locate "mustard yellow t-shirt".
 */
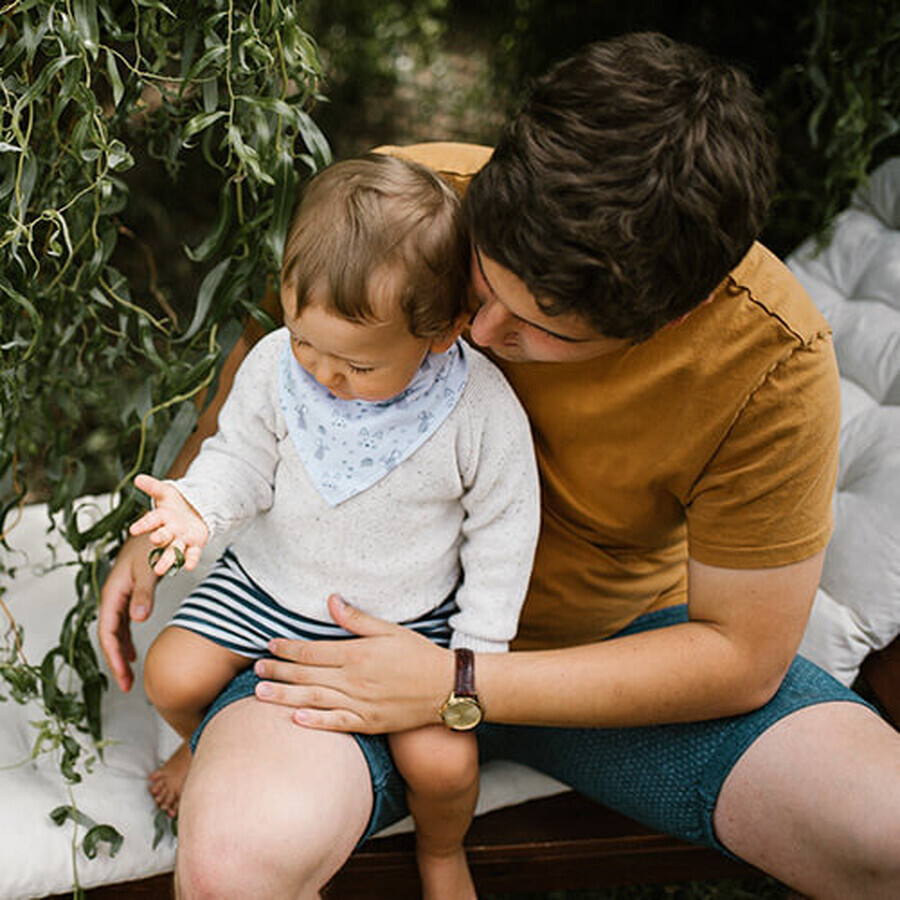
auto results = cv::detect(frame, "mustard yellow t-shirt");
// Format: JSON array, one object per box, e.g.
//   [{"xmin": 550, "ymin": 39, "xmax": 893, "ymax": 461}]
[{"xmin": 377, "ymin": 143, "xmax": 840, "ymax": 650}]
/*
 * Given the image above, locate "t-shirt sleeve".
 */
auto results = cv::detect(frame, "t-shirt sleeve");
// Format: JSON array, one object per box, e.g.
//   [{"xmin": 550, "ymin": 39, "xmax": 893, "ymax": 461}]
[{"xmin": 686, "ymin": 331, "xmax": 840, "ymax": 568}]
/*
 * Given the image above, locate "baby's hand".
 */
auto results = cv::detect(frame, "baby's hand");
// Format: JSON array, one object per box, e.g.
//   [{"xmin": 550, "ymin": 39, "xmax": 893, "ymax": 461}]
[{"xmin": 130, "ymin": 474, "xmax": 210, "ymax": 576}]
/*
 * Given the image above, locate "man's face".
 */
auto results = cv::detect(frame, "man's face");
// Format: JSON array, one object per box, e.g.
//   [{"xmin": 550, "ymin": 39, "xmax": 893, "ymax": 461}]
[{"xmin": 469, "ymin": 246, "xmax": 629, "ymax": 363}]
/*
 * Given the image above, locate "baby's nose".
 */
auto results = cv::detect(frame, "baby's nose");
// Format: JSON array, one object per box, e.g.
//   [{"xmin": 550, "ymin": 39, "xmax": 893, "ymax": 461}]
[{"xmin": 315, "ymin": 357, "xmax": 343, "ymax": 389}]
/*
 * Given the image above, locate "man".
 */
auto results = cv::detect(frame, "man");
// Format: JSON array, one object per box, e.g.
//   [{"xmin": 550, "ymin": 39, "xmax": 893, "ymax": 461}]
[{"xmin": 100, "ymin": 33, "xmax": 900, "ymax": 899}]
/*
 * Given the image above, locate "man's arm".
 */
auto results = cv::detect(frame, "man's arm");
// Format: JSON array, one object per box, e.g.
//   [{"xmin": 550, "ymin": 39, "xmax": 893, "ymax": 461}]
[
  {"xmin": 476, "ymin": 552, "xmax": 824, "ymax": 727},
  {"xmin": 253, "ymin": 551, "xmax": 823, "ymax": 733}
]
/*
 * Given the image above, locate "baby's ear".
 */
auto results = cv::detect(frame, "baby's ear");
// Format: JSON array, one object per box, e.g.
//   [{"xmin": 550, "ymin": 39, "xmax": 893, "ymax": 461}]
[{"xmin": 429, "ymin": 313, "xmax": 468, "ymax": 354}]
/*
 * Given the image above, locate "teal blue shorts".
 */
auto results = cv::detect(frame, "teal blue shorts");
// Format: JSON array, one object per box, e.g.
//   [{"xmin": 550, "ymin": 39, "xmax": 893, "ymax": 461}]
[{"xmin": 192, "ymin": 604, "xmax": 872, "ymax": 855}]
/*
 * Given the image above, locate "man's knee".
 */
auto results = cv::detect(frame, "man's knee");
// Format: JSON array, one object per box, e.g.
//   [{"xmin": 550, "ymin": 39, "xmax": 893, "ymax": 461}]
[{"xmin": 176, "ymin": 801, "xmax": 324, "ymax": 898}]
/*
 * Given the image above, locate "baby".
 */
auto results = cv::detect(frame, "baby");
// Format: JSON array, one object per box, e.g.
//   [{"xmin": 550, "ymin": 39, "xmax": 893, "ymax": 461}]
[{"xmin": 130, "ymin": 154, "xmax": 539, "ymax": 898}]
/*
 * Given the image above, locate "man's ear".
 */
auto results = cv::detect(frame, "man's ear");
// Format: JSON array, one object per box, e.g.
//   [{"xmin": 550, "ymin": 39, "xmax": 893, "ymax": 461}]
[{"xmin": 429, "ymin": 313, "xmax": 468, "ymax": 354}]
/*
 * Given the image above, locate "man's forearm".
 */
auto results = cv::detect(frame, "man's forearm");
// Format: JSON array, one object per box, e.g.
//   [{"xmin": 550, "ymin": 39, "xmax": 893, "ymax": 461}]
[{"xmin": 477, "ymin": 620, "xmax": 789, "ymax": 729}]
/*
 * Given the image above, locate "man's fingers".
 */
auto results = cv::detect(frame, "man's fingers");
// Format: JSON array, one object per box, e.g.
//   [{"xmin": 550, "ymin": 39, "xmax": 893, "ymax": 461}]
[
  {"xmin": 129, "ymin": 583, "xmax": 155, "ymax": 622},
  {"xmin": 291, "ymin": 708, "xmax": 369, "ymax": 733},
  {"xmin": 265, "ymin": 638, "xmax": 350, "ymax": 667},
  {"xmin": 253, "ymin": 682, "xmax": 376, "ymax": 733},
  {"xmin": 254, "ymin": 679, "xmax": 349, "ymax": 710},
  {"xmin": 327, "ymin": 594, "xmax": 401, "ymax": 638}
]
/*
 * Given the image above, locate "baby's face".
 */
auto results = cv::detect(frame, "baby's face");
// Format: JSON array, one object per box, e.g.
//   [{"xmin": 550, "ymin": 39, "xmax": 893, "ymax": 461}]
[{"xmin": 282, "ymin": 288, "xmax": 435, "ymax": 403}]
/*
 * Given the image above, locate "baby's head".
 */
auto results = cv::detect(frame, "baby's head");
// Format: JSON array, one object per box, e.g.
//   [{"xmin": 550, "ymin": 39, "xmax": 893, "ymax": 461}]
[{"xmin": 280, "ymin": 154, "xmax": 469, "ymax": 402}]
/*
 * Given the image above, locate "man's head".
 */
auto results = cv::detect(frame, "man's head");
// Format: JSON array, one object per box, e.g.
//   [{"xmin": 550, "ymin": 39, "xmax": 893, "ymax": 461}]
[{"xmin": 466, "ymin": 32, "xmax": 776, "ymax": 344}]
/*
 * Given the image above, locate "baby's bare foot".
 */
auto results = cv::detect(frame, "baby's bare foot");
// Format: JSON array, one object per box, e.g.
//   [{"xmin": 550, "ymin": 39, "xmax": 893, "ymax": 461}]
[
  {"xmin": 148, "ymin": 741, "xmax": 191, "ymax": 817},
  {"xmin": 417, "ymin": 847, "xmax": 476, "ymax": 900}
]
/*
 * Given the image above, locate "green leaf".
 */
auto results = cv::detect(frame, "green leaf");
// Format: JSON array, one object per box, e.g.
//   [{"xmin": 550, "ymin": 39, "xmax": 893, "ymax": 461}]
[
  {"xmin": 106, "ymin": 139, "xmax": 134, "ymax": 172},
  {"xmin": 153, "ymin": 808, "xmax": 177, "ymax": 848},
  {"xmin": 72, "ymin": 0, "xmax": 101, "ymax": 59},
  {"xmin": 135, "ymin": 0, "xmax": 176, "ymax": 14},
  {"xmin": 83, "ymin": 824, "xmax": 124, "ymax": 859},
  {"xmin": 185, "ymin": 182, "xmax": 233, "ymax": 262},
  {"xmin": 151, "ymin": 402, "xmax": 199, "ymax": 477},
  {"xmin": 267, "ymin": 153, "xmax": 298, "ymax": 268},
  {"xmin": 296, "ymin": 111, "xmax": 332, "ymax": 169},
  {"xmin": 181, "ymin": 110, "xmax": 229, "ymax": 145},
  {"xmin": 14, "ymin": 55, "xmax": 79, "ymax": 116},
  {"xmin": 51, "ymin": 805, "xmax": 97, "ymax": 830},
  {"xmin": 185, "ymin": 44, "xmax": 228, "ymax": 81},
  {"xmin": 105, "ymin": 49, "xmax": 124, "ymax": 108},
  {"xmin": 179, "ymin": 258, "xmax": 230, "ymax": 342}
]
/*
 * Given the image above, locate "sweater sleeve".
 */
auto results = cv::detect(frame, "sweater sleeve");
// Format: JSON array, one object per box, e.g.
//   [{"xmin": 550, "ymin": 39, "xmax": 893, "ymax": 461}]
[
  {"xmin": 172, "ymin": 331, "xmax": 284, "ymax": 541},
  {"xmin": 450, "ymin": 354, "xmax": 540, "ymax": 653}
]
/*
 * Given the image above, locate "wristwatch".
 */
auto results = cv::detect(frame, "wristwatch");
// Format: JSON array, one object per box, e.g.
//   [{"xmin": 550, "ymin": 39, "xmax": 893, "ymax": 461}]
[{"xmin": 439, "ymin": 648, "xmax": 484, "ymax": 731}]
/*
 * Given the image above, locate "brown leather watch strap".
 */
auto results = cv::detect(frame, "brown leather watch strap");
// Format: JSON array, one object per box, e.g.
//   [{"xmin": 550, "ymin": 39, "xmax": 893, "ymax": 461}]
[{"xmin": 454, "ymin": 648, "xmax": 476, "ymax": 698}]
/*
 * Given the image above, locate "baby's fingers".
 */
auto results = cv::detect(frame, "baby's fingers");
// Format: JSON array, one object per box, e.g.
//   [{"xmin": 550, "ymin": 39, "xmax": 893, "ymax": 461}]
[
  {"xmin": 129, "ymin": 509, "xmax": 164, "ymax": 536},
  {"xmin": 134, "ymin": 473, "xmax": 167, "ymax": 502},
  {"xmin": 183, "ymin": 545, "xmax": 203, "ymax": 571}
]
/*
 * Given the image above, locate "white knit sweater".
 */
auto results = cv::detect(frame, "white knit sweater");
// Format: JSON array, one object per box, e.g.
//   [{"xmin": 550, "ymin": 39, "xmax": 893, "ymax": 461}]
[{"xmin": 174, "ymin": 328, "xmax": 539, "ymax": 653}]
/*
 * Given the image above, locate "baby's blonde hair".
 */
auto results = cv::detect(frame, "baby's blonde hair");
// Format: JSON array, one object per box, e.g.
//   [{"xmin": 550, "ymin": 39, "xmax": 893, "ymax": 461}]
[{"xmin": 282, "ymin": 154, "xmax": 469, "ymax": 338}]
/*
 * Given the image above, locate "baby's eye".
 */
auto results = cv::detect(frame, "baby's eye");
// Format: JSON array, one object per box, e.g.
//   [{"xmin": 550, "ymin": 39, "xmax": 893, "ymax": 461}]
[{"xmin": 349, "ymin": 364, "xmax": 374, "ymax": 374}]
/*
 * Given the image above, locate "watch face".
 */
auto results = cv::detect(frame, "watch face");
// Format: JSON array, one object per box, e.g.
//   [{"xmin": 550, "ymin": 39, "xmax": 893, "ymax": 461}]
[{"xmin": 441, "ymin": 696, "xmax": 483, "ymax": 731}]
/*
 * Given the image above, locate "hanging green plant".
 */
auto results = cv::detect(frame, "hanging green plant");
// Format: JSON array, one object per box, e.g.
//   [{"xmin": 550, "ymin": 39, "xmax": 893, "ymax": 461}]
[{"xmin": 0, "ymin": 0, "xmax": 329, "ymax": 890}]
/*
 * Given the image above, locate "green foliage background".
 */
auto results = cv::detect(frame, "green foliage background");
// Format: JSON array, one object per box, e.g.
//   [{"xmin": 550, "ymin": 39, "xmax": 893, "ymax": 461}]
[{"xmin": 1, "ymin": 0, "xmax": 329, "ymax": 880}]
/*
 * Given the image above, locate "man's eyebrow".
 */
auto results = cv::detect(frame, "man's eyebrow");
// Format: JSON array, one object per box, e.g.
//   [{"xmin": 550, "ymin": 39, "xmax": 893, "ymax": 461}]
[{"xmin": 473, "ymin": 245, "xmax": 592, "ymax": 344}]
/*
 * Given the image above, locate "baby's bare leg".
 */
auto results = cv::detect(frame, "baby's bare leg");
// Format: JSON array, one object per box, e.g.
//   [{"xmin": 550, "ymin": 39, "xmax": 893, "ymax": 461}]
[
  {"xmin": 389, "ymin": 724, "xmax": 479, "ymax": 900},
  {"xmin": 144, "ymin": 626, "xmax": 250, "ymax": 816}
]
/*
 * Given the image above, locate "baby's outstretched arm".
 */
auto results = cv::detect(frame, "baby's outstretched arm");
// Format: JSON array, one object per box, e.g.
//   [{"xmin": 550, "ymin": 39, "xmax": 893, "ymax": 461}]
[{"xmin": 130, "ymin": 473, "xmax": 210, "ymax": 576}]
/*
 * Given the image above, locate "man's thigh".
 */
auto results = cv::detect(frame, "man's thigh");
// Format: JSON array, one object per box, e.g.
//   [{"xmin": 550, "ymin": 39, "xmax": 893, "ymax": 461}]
[
  {"xmin": 714, "ymin": 701, "xmax": 900, "ymax": 896},
  {"xmin": 478, "ymin": 654, "xmax": 871, "ymax": 855},
  {"xmin": 179, "ymin": 697, "xmax": 374, "ymax": 894}
]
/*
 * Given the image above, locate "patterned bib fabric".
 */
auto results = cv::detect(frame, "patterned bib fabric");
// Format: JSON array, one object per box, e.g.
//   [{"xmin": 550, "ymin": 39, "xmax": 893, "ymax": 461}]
[{"xmin": 277, "ymin": 332, "xmax": 469, "ymax": 506}]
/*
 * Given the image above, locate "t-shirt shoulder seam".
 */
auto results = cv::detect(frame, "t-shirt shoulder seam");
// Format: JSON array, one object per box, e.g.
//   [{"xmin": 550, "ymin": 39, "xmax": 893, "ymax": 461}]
[{"xmin": 731, "ymin": 276, "xmax": 831, "ymax": 348}]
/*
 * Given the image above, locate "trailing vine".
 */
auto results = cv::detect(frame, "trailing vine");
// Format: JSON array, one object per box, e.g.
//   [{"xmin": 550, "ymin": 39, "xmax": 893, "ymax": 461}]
[{"xmin": 0, "ymin": 0, "xmax": 329, "ymax": 890}]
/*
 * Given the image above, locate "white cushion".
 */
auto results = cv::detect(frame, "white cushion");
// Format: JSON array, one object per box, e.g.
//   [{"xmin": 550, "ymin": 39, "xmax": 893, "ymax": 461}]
[{"xmin": 790, "ymin": 157, "xmax": 900, "ymax": 684}]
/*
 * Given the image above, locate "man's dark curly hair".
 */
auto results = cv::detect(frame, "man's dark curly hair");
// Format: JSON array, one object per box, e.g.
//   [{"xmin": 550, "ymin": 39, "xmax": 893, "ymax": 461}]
[{"xmin": 465, "ymin": 32, "xmax": 777, "ymax": 341}]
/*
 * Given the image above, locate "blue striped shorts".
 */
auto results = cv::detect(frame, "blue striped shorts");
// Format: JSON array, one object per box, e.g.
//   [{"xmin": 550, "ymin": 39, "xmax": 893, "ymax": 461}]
[{"xmin": 170, "ymin": 547, "xmax": 457, "ymax": 656}]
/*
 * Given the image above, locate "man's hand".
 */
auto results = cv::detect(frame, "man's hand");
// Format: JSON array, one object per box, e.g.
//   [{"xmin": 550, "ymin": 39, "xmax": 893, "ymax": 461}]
[
  {"xmin": 253, "ymin": 595, "xmax": 455, "ymax": 734},
  {"xmin": 98, "ymin": 533, "xmax": 159, "ymax": 692},
  {"xmin": 130, "ymin": 473, "xmax": 209, "ymax": 576}
]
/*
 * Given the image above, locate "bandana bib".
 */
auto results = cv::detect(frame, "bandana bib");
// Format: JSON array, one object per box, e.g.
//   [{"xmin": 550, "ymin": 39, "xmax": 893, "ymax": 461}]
[{"xmin": 277, "ymin": 332, "xmax": 469, "ymax": 506}]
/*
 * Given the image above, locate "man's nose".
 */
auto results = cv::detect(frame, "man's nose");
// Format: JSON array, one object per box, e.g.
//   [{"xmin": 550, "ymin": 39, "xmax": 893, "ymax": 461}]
[{"xmin": 469, "ymin": 298, "xmax": 511, "ymax": 346}]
